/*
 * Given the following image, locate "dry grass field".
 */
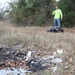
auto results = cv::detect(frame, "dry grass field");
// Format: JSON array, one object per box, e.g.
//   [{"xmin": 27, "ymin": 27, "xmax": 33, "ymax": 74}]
[{"xmin": 0, "ymin": 21, "xmax": 75, "ymax": 75}]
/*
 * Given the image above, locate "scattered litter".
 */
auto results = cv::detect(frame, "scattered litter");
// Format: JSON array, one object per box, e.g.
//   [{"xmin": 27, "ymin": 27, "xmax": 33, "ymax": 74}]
[
  {"xmin": 0, "ymin": 68, "xmax": 20, "ymax": 75},
  {"xmin": 0, "ymin": 45, "xmax": 64, "ymax": 74},
  {"xmin": 51, "ymin": 58, "xmax": 63, "ymax": 63},
  {"xmin": 19, "ymin": 67, "xmax": 32, "ymax": 73},
  {"xmin": 25, "ymin": 51, "xmax": 32, "ymax": 61},
  {"xmin": 57, "ymin": 49, "xmax": 63, "ymax": 54}
]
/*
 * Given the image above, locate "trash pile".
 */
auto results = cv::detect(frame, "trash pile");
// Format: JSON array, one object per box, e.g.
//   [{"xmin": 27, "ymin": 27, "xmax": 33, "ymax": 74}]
[
  {"xmin": 47, "ymin": 28, "xmax": 64, "ymax": 32},
  {"xmin": 0, "ymin": 45, "xmax": 63, "ymax": 75}
]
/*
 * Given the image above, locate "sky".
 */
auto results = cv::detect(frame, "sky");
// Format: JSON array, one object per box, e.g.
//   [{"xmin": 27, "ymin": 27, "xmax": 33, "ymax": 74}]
[
  {"xmin": 0, "ymin": 0, "xmax": 59, "ymax": 8},
  {"xmin": 0, "ymin": 0, "xmax": 11, "ymax": 9},
  {"xmin": 56, "ymin": 0, "xmax": 60, "ymax": 2},
  {"xmin": 0, "ymin": 0, "xmax": 10, "ymax": 4},
  {"xmin": 0, "ymin": 0, "xmax": 59, "ymax": 4},
  {"xmin": 0, "ymin": 0, "xmax": 11, "ymax": 7}
]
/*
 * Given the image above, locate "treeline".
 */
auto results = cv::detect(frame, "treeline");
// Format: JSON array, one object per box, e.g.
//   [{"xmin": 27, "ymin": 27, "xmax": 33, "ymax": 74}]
[
  {"xmin": 1, "ymin": 0, "xmax": 75, "ymax": 27},
  {"xmin": 0, "ymin": 4, "xmax": 5, "ymax": 20},
  {"xmin": 6, "ymin": 0, "xmax": 53, "ymax": 26},
  {"xmin": 58, "ymin": 0, "xmax": 75, "ymax": 27}
]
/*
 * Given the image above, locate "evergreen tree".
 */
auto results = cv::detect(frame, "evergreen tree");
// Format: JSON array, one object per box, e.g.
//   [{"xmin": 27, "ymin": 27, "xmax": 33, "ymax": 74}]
[
  {"xmin": 58, "ymin": 0, "xmax": 75, "ymax": 27},
  {"xmin": 6, "ymin": 0, "xmax": 52, "ymax": 26}
]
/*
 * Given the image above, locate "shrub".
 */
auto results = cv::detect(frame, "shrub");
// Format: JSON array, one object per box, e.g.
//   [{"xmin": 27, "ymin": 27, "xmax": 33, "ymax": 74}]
[
  {"xmin": 6, "ymin": 0, "xmax": 52, "ymax": 26},
  {"xmin": 35, "ymin": 14, "xmax": 45, "ymax": 26},
  {"xmin": 58, "ymin": 0, "xmax": 75, "ymax": 27}
]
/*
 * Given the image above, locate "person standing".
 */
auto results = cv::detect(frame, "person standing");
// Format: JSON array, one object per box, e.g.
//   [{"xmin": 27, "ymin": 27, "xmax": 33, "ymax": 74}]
[{"xmin": 52, "ymin": 5, "xmax": 63, "ymax": 31}]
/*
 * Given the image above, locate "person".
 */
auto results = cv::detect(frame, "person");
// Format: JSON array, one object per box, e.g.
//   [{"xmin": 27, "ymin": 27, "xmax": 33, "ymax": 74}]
[{"xmin": 52, "ymin": 5, "xmax": 63, "ymax": 31}]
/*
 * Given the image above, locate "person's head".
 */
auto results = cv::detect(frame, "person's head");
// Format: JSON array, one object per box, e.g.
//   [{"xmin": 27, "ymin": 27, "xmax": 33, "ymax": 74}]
[{"xmin": 55, "ymin": 5, "xmax": 59, "ymax": 9}]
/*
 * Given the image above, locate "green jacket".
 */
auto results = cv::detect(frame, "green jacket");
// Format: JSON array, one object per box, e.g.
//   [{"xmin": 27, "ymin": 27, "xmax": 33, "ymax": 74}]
[{"xmin": 52, "ymin": 9, "xmax": 63, "ymax": 19}]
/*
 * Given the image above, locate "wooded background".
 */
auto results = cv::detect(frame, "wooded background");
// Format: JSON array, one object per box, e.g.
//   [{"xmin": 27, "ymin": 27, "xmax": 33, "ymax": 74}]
[{"xmin": 0, "ymin": 0, "xmax": 75, "ymax": 27}]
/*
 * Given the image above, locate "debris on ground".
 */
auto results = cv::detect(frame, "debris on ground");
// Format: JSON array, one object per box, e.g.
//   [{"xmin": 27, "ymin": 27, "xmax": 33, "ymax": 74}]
[{"xmin": 0, "ymin": 44, "xmax": 74, "ymax": 75}]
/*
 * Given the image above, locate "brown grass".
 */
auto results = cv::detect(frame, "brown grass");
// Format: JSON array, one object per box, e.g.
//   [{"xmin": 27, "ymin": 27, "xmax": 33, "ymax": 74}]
[
  {"xmin": 0, "ymin": 21, "xmax": 75, "ymax": 75},
  {"xmin": 0, "ymin": 21, "xmax": 75, "ymax": 50}
]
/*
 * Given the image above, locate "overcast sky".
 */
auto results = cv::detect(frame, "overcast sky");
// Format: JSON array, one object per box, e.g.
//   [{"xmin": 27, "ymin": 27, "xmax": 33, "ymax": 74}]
[
  {"xmin": 0, "ymin": 0, "xmax": 10, "ymax": 3},
  {"xmin": 0, "ymin": 0, "xmax": 11, "ymax": 9},
  {"xmin": 0, "ymin": 0, "xmax": 59, "ymax": 8},
  {"xmin": 0, "ymin": 0, "xmax": 59, "ymax": 4},
  {"xmin": 56, "ymin": 0, "xmax": 60, "ymax": 1}
]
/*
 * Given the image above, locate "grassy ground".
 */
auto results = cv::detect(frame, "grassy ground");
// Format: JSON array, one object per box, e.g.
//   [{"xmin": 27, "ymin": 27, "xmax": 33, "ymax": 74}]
[{"xmin": 0, "ymin": 21, "xmax": 75, "ymax": 75}]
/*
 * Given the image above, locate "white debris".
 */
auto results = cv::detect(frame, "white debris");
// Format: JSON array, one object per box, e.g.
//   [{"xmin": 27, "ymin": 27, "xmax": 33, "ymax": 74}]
[
  {"xmin": 19, "ymin": 67, "xmax": 32, "ymax": 73},
  {"xmin": 53, "ymin": 52, "xmax": 58, "ymax": 57},
  {"xmin": 57, "ymin": 49, "xmax": 63, "ymax": 54},
  {"xmin": 43, "ymin": 55, "xmax": 54, "ymax": 60},
  {"xmin": 31, "ymin": 61, "xmax": 35, "ymax": 64},
  {"xmin": 0, "ymin": 67, "xmax": 32, "ymax": 75},
  {"xmin": 48, "ymin": 56, "xmax": 54, "ymax": 59},
  {"xmin": 0, "ymin": 68, "xmax": 20, "ymax": 75},
  {"xmin": 51, "ymin": 66, "xmax": 57, "ymax": 73},
  {"xmin": 25, "ymin": 51, "xmax": 32, "ymax": 61},
  {"xmin": 51, "ymin": 58, "xmax": 63, "ymax": 63},
  {"xmin": 53, "ymin": 52, "xmax": 57, "ymax": 55}
]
